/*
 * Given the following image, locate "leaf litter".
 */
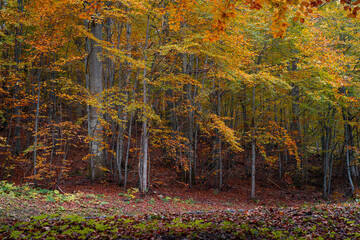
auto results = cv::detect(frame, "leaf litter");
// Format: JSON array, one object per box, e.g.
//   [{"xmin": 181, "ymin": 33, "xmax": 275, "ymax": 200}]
[{"xmin": 1, "ymin": 180, "xmax": 360, "ymax": 239}]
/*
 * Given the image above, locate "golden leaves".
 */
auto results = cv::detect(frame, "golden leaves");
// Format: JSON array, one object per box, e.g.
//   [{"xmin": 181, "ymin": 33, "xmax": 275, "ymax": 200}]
[
  {"xmin": 270, "ymin": 6, "xmax": 290, "ymax": 38},
  {"xmin": 345, "ymin": 6, "xmax": 360, "ymax": 18},
  {"xmin": 245, "ymin": 0, "xmax": 263, "ymax": 10},
  {"xmin": 204, "ymin": 0, "xmax": 237, "ymax": 42},
  {"xmin": 293, "ymin": 11, "xmax": 305, "ymax": 24},
  {"xmin": 167, "ymin": 0, "xmax": 195, "ymax": 32},
  {"xmin": 208, "ymin": 114, "xmax": 243, "ymax": 152},
  {"xmin": 79, "ymin": 0, "xmax": 104, "ymax": 21}
]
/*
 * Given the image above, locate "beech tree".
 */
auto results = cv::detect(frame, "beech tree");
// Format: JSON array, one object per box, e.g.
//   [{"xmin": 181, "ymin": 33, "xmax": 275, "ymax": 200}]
[{"xmin": 88, "ymin": 8, "xmax": 104, "ymax": 182}]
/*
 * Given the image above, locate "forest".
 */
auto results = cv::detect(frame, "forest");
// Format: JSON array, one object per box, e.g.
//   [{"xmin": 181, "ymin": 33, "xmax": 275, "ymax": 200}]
[{"xmin": 1, "ymin": 0, "xmax": 360, "ymax": 238}]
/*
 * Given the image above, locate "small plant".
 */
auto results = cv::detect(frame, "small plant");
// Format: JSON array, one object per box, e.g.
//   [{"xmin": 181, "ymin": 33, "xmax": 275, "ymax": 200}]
[
  {"xmin": 272, "ymin": 230, "xmax": 284, "ymax": 239},
  {"xmin": 162, "ymin": 196, "xmax": 172, "ymax": 202},
  {"xmin": 46, "ymin": 193, "xmax": 56, "ymax": 202},
  {"xmin": 172, "ymin": 197, "xmax": 181, "ymax": 203},
  {"xmin": 45, "ymin": 190, "xmax": 61, "ymax": 202},
  {"xmin": 86, "ymin": 194, "xmax": 96, "ymax": 199},
  {"xmin": 99, "ymin": 201, "xmax": 110, "ymax": 206},
  {"xmin": 0, "ymin": 181, "xmax": 18, "ymax": 195},
  {"xmin": 185, "ymin": 198, "xmax": 196, "ymax": 204},
  {"xmin": 56, "ymin": 206, "xmax": 66, "ymax": 213},
  {"xmin": 118, "ymin": 187, "xmax": 139, "ymax": 202},
  {"xmin": 148, "ymin": 198, "xmax": 156, "ymax": 205},
  {"xmin": 62, "ymin": 193, "xmax": 79, "ymax": 202},
  {"xmin": 134, "ymin": 198, "xmax": 143, "ymax": 204}
]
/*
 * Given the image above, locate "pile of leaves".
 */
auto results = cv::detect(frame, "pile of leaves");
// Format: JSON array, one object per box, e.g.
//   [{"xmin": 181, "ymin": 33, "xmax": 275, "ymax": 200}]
[{"xmin": 1, "ymin": 203, "xmax": 360, "ymax": 239}]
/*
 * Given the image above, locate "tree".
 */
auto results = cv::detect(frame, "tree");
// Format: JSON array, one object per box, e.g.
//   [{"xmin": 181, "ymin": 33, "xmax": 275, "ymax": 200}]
[{"xmin": 88, "ymin": 16, "xmax": 104, "ymax": 182}]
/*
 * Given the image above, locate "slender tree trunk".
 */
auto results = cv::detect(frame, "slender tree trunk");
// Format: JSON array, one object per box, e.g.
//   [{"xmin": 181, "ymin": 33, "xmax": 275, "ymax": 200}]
[
  {"xmin": 116, "ymin": 19, "xmax": 132, "ymax": 185},
  {"xmin": 124, "ymin": 67, "xmax": 139, "ymax": 189},
  {"xmin": 345, "ymin": 120, "xmax": 355, "ymax": 195},
  {"xmin": 339, "ymin": 86, "xmax": 356, "ymax": 195},
  {"xmin": 188, "ymin": 87, "xmax": 194, "ymax": 187},
  {"xmin": 85, "ymin": 29, "xmax": 92, "ymax": 181},
  {"xmin": 124, "ymin": 111, "xmax": 133, "ymax": 189},
  {"xmin": 322, "ymin": 124, "xmax": 330, "ymax": 199},
  {"xmin": 49, "ymin": 54, "xmax": 58, "ymax": 167},
  {"xmin": 217, "ymin": 77, "xmax": 222, "ymax": 190},
  {"xmin": 323, "ymin": 107, "xmax": 336, "ymax": 199},
  {"xmin": 103, "ymin": 15, "xmax": 114, "ymax": 171},
  {"xmin": 115, "ymin": 125, "xmax": 123, "ymax": 183},
  {"xmin": 88, "ymin": 19, "xmax": 104, "ymax": 182},
  {"xmin": 274, "ymin": 102, "xmax": 282, "ymax": 180},
  {"xmin": 139, "ymin": 15, "xmax": 151, "ymax": 194},
  {"xmin": 327, "ymin": 127, "xmax": 336, "ymax": 197},
  {"xmin": 55, "ymin": 121, "xmax": 69, "ymax": 190},
  {"xmin": 251, "ymin": 85, "xmax": 256, "ymax": 199},
  {"xmin": 33, "ymin": 70, "xmax": 41, "ymax": 178},
  {"xmin": 183, "ymin": 53, "xmax": 195, "ymax": 187},
  {"xmin": 13, "ymin": 0, "xmax": 24, "ymax": 155}
]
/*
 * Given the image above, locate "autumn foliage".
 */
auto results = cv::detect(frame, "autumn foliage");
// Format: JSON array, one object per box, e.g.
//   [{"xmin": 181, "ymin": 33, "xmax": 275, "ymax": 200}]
[{"xmin": 0, "ymin": 0, "xmax": 360, "ymax": 201}]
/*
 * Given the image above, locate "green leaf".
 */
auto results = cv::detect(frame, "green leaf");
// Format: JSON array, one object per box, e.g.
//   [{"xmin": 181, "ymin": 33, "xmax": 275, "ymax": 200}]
[{"xmin": 10, "ymin": 230, "xmax": 23, "ymax": 238}]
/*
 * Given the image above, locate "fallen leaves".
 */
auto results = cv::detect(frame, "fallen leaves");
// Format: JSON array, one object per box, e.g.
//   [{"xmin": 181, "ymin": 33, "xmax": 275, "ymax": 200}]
[
  {"xmin": 1, "ymin": 201, "xmax": 360, "ymax": 239},
  {"xmin": 1, "ymin": 181, "xmax": 359, "ymax": 239}
]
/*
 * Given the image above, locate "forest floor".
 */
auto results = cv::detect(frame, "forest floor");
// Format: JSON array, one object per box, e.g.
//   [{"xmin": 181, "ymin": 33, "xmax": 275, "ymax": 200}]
[
  {"xmin": 0, "ymin": 182, "xmax": 310, "ymax": 221},
  {"xmin": 0, "ymin": 173, "xmax": 326, "ymax": 222},
  {"xmin": 1, "ymin": 176, "xmax": 360, "ymax": 239},
  {"xmin": 0, "ymin": 163, "xmax": 331, "ymax": 221}
]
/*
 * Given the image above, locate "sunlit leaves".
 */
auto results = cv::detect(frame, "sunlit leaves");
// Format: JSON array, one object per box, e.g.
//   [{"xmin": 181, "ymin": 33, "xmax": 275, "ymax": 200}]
[{"xmin": 209, "ymin": 114, "xmax": 243, "ymax": 152}]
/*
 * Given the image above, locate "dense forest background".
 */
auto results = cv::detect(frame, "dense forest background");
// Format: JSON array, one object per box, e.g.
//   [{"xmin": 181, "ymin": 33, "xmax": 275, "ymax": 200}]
[{"xmin": 1, "ymin": 0, "xmax": 360, "ymax": 199}]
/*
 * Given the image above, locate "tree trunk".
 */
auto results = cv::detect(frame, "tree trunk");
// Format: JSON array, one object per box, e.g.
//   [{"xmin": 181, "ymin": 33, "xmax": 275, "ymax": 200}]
[
  {"xmin": 345, "ymin": 121, "xmax": 355, "ymax": 195},
  {"xmin": 251, "ymin": 85, "xmax": 256, "ymax": 199},
  {"xmin": 340, "ymin": 86, "xmax": 356, "ymax": 195},
  {"xmin": 322, "ymin": 124, "xmax": 331, "ymax": 199},
  {"xmin": 116, "ymin": 20, "xmax": 132, "ymax": 185},
  {"xmin": 13, "ymin": 0, "xmax": 23, "ymax": 155},
  {"xmin": 88, "ymin": 19, "xmax": 104, "ymax": 182},
  {"xmin": 139, "ymin": 15, "xmax": 151, "ymax": 194},
  {"xmin": 217, "ymin": 77, "xmax": 222, "ymax": 190},
  {"xmin": 33, "ymin": 68, "xmax": 42, "ymax": 178},
  {"xmin": 124, "ymin": 111, "xmax": 133, "ymax": 189}
]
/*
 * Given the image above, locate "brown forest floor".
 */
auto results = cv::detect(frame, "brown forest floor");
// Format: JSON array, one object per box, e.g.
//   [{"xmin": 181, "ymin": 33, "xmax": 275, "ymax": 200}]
[
  {"xmin": 0, "ymin": 155, "xmax": 358, "ymax": 239},
  {"xmin": 0, "ymin": 171, "xmax": 328, "ymax": 222},
  {"xmin": 2, "ymin": 168, "xmax": 359, "ymax": 239}
]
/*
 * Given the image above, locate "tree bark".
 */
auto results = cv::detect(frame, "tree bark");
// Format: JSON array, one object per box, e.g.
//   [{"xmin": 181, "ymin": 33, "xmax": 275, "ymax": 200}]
[
  {"xmin": 13, "ymin": 0, "xmax": 23, "ymax": 155},
  {"xmin": 33, "ymin": 68, "xmax": 42, "ymax": 178},
  {"xmin": 251, "ymin": 85, "xmax": 256, "ymax": 199},
  {"xmin": 139, "ymin": 15, "xmax": 151, "ymax": 194},
  {"xmin": 345, "ymin": 120, "xmax": 355, "ymax": 195},
  {"xmin": 88, "ymin": 19, "xmax": 104, "ymax": 182},
  {"xmin": 217, "ymin": 77, "xmax": 222, "ymax": 190}
]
